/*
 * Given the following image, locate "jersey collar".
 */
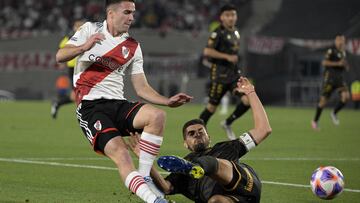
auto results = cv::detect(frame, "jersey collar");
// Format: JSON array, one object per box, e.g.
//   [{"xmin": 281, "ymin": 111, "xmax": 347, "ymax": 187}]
[{"xmin": 103, "ymin": 20, "xmax": 129, "ymax": 40}]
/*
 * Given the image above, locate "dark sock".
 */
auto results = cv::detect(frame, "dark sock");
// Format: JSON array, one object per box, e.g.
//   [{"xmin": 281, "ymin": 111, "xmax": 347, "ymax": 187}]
[
  {"xmin": 58, "ymin": 96, "xmax": 72, "ymax": 107},
  {"xmin": 314, "ymin": 106, "xmax": 323, "ymax": 122},
  {"xmin": 334, "ymin": 101, "xmax": 346, "ymax": 114},
  {"xmin": 199, "ymin": 108, "xmax": 214, "ymax": 125},
  {"xmin": 225, "ymin": 102, "xmax": 250, "ymax": 125},
  {"xmin": 193, "ymin": 156, "xmax": 218, "ymax": 176}
]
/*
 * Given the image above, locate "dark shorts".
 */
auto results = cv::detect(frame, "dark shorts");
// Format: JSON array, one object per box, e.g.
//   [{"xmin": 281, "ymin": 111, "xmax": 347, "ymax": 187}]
[
  {"xmin": 321, "ymin": 72, "xmax": 348, "ymax": 98},
  {"xmin": 213, "ymin": 162, "xmax": 261, "ymax": 203},
  {"xmin": 76, "ymin": 99, "xmax": 144, "ymax": 154},
  {"xmin": 208, "ymin": 81, "xmax": 242, "ymax": 105}
]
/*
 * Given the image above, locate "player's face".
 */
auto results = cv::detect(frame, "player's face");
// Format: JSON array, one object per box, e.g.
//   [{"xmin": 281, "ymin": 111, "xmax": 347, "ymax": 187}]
[
  {"xmin": 109, "ymin": 2, "xmax": 135, "ymax": 33},
  {"xmin": 335, "ymin": 36, "xmax": 346, "ymax": 50},
  {"xmin": 184, "ymin": 124, "xmax": 210, "ymax": 152},
  {"xmin": 220, "ymin": 10, "xmax": 237, "ymax": 29}
]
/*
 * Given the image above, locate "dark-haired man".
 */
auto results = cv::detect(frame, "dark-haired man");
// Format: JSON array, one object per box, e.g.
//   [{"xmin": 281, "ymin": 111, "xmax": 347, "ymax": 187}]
[
  {"xmin": 128, "ymin": 77, "xmax": 271, "ymax": 203},
  {"xmin": 199, "ymin": 4, "xmax": 250, "ymax": 140},
  {"xmin": 55, "ymin": 0, "xmax": 192, "ymax": 202},
  {"xmin": 311, "ymin": 35, "xmax": 350, "ymax": 130}
]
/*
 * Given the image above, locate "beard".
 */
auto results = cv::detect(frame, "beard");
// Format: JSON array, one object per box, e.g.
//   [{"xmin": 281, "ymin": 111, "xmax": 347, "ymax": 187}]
[{"xmin": 193, "ymin": 143, "xmax": 207, "ymax": 152}]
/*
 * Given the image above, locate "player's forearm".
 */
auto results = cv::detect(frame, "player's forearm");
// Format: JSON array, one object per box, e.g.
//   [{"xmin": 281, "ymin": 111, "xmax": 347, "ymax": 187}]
[
  {"xmin": 137, "ymin": 85, "xmax": 169, "ymax": 106},
  {"xmin": 56, "ymin": 46, "xmax": 86, "ymax": 63},
  {"xmin": 150, "ymin": 167, "xmax": 173, "ymax": 194},
  {"xmin": 322, "ymin": 60, "xmax": 345, "ymax": 68},
  {"xmin": 203, "ymin": 48, "xmax": 229, "ymax": 60},
  {"xmin": 247, "ymin": 92, "xmax": 272, "ymax": 144}
]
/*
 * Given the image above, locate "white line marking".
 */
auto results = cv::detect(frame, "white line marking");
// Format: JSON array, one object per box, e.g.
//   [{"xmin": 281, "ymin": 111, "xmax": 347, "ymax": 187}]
[
  {"xmin": 9, "ymin": 157, "xmax": 360, "ymax": 161},
  {"xmin": 1, "ymin": 158, "xmax": 359, "ymax": 193}
]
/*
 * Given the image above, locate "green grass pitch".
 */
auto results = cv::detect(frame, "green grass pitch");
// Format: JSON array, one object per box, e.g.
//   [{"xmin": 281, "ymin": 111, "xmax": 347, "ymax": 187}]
[{"xmin": 0, "ymin": 101, "xmax": 359, "ymax": 202}]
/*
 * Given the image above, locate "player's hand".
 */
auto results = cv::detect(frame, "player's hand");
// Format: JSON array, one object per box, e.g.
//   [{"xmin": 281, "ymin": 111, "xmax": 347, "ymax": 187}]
[
  {"xmin": 236, "ymin": 77, "xmax": 255, "ymax": 95},
  {"xmin": 167, "ymin": 93, "xmax": 193, "ymax": 107},
  {"xmin": 226, "ymin": 54, "xmax": 238, "ymax": 64},
  {"xmin": 127, "ymin": 132, "xmax": 141, "ymax": 157},
  {"xmin": 82, "ymin": 33, "xmax": 105, "ymax": 51}
]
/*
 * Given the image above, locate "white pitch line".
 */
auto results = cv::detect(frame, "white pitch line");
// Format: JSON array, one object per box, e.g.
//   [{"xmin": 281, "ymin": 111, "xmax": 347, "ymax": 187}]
[
  {"xmin": 242, "ymin": 157, "xmax": 360, "ymax": 161},
  {"xmin": 0, "ymin": 158, "xmax": 359, "ymax": 193},
  {"xmin": 9, "ymin": 157, "xmax": 360, "ymax": 161}
]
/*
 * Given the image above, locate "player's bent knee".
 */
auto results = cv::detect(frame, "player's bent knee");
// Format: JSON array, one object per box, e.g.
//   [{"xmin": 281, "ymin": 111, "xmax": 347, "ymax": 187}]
[
  {"xmin": 208, "ymin": 195, "xmax": 233, "ymax": 203},
  {"xmin": 150, "ymin": 109, "xmax": 166, "ymax": 125}
]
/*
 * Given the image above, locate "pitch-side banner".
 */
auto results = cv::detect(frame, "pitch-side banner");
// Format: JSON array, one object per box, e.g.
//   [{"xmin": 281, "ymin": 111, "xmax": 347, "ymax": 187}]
[
  {"xmin": 0, "ymin": 52, "xmax": 57, "ymax": 71},
  {"xmin": 248, "ymin": 35, "xmax": 360, "ymax": 56}
]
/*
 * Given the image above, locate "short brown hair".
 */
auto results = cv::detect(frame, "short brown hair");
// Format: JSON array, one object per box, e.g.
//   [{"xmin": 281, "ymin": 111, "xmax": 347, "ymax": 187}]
[
  {"xmin": 182, "ymin": 119, "xmax": 206, "ymax": 140},
  {"xmin": 105, "ymin": 0, "xmax": 134, "ymax": 9}
]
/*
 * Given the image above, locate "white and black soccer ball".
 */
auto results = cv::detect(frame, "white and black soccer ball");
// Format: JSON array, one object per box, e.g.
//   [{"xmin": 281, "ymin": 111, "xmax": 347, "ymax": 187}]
[{"xmin": 310, "ymin": 166, "xmax": 345, "ymax": 200}]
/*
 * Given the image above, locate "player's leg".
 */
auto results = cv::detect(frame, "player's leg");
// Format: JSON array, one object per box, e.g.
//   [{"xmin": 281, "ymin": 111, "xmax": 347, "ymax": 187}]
[
  {"xmin": 331, "ymin": 87, "xmax": 350, "ymax": 125},
  {"xmin": 104, "ymin": 136, "xmax": 161, "ymax": 203},
  {"xmin": 195, "ymin": 158, "xmax": 261, "ymax": 202},
  {"xmin": 132, "ymin": 104, "xmax": 166, "ymax": 177},
  {"xmin": 76, "ymin": 101, "xmax": 161, "ymax": 203},
  {"xmin": 312, "ymin": 81, "xmax": 333, "ymax": 130},
  {"xmin": 132, "ymin": 104, "xmax": 167, "ymax": 198},
  {"xmin": 200, "ymin": 82, "xmax": 224, "ymax": 125}
]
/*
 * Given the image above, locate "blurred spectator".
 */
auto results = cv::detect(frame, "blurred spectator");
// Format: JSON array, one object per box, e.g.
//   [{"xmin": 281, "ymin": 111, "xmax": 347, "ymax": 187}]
[{"xmin": 0, "ymin": 0, "xmax": 250, "ymax": 39}]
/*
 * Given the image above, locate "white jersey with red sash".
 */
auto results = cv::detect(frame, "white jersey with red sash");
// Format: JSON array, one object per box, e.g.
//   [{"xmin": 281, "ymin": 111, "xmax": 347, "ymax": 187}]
[{"xmin": 66, "ymin": 20, "xmax": 144, "ymax": 105}]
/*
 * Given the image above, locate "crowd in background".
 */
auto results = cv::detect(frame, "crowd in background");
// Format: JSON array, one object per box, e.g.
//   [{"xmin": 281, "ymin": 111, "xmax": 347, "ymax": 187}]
[{"xmin": 0, "ymin": 0, "xmax": 250, "ymax": 39}]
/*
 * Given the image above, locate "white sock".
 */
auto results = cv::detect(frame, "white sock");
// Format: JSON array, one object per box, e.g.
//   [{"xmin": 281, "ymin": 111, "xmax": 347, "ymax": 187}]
[
  {"xmin": 139, "ymin": 132, "xmax": 163, "ymax": 177},
  {"xmin": 125, "ymin": 171, "xmax": 157, "ymax": 203}
]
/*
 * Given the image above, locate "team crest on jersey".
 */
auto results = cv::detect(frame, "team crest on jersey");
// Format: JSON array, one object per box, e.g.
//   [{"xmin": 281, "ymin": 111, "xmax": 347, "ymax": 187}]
[
  {"xmin": 94, "ymin": 120, "xmax": 102, "ymax": 131},
  {"xmin": 122, "ymin": 46, "xmax": 130, "ymax": 59}
]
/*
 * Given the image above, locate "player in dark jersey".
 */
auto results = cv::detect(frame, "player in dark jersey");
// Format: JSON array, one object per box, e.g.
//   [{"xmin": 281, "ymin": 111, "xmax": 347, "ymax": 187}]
[
  {"xmin": 311, "ymin": 35, "xmax": 350, "ymax": 130},
  {"xmin": 199, "ymin": 4, "xmax": 250, "ymax": 140},
  {"xmin": 127, "ymin": 77, "xmax": 272, "ymax": 203},
  {"xmin": 51, "ymin": 19, "xmax": 85, "ymax": 119}
]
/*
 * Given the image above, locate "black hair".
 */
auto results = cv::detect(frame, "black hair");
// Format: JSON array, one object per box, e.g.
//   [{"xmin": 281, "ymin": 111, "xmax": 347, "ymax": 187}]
[
  {"xmin": 182, "ymin": 119, "xmax": 206, "ymax": 139},
  {"xmin": 105, "ymin": 0, "xmax": 134, "ymax": 9},
  {"xmin": 220, "ymin": 4, "xmax": 237, "ymax": 15}
]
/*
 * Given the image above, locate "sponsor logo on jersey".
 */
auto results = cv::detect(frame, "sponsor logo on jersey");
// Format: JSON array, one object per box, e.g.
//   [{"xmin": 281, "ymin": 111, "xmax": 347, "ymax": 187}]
[
  {"xmin": 122, "ymin": 46, "xmax": 130, "ymax": 59},
  {"xmin": 70, "ymin": 37, "xmax": 78, "ymax": 41},
  {"xmin": 94, "ymin": 120, "xmax": 102, "ymax": 131},
  {"xmin": 88, "ymin": 54, "xmax": 124, "ymax": 71}
]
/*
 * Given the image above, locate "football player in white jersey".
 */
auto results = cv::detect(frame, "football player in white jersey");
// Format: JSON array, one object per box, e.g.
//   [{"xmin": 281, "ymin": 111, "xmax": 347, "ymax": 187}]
[{"xmin": 55, "ymin": 1, "xmax": 192, "ymax": 202}]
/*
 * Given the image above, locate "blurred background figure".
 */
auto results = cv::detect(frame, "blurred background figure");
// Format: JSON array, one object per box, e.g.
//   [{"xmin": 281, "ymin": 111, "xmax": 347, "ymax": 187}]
[
  {"xmin": 199, "ymin": 4, "xmax": 250, "ymax": 140},
  {"xmin": 0, "ymin": 0, "xmax": 359, "ymax": 110},
  {"xmin": 51, "ymin": 19, "xmax": 85, "ymax": 119},
  {"xmin": 311, "ymin": 35, "xmax": 350, "ymax": 130}
]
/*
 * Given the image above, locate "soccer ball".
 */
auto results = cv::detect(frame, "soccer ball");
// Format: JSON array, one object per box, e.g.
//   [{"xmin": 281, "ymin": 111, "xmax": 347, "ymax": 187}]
[{"xmin": 310, "ymin": 166, "xmax": 345, "ymax": 200}]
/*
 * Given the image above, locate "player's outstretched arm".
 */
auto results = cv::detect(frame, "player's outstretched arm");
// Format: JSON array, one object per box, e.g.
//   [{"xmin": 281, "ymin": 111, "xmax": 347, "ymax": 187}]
[
  {"xmin": 55, "ymin": 33, "xmax": 105, "ymax": 63},
  {"xmin": 131, "ymin": 73, "xmax": 193, "ymax": 107},
  {"xmin": 236, "ymin": 77, "xmax": 272, "ymax": 145}
]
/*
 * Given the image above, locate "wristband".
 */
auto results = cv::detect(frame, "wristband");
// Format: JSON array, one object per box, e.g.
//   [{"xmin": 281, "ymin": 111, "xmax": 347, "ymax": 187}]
[{"xmin": 239, "ymin": 132, "xmax": 256, "ymax": 151}]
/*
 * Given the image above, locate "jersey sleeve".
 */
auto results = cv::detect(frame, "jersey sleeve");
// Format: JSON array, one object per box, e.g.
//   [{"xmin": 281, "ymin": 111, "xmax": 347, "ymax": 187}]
[
  {"xmin": 230, "ymin": 139, "xmax": 248, "ymax": 158},
  {"xmin": 129, "ymin": 44, "xmax": 144, "ymax": 75},
  {"xmin": 206, "ymin": 29, "xmax": 220, "ymax": 49},
  {"xmin": 66, "ymin": 22, "xmax": 92, "ymax": 47},
  {"xmin": 59, "ymin": 36, "xmax": 69, "ymax": 49}
]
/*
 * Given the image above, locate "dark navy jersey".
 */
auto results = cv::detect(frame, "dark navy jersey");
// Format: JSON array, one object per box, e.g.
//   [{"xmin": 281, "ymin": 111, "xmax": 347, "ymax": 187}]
[
  {"xmin": 323, "ymin": 47, "xmax": 346, "ymax": 76},
  {"xmin": 206, "ymin": 25, "xmax": 241, "ymax": 83},
  {"xmin": 165, "ymin": 140, "xmax": 248, "ymax": 202}
]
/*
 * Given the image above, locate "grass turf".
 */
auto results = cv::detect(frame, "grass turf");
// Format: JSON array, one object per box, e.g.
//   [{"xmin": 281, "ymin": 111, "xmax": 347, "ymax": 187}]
[{"xmin": 0, "ymin": 101, "xmax": 359, "ymax": 202}]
